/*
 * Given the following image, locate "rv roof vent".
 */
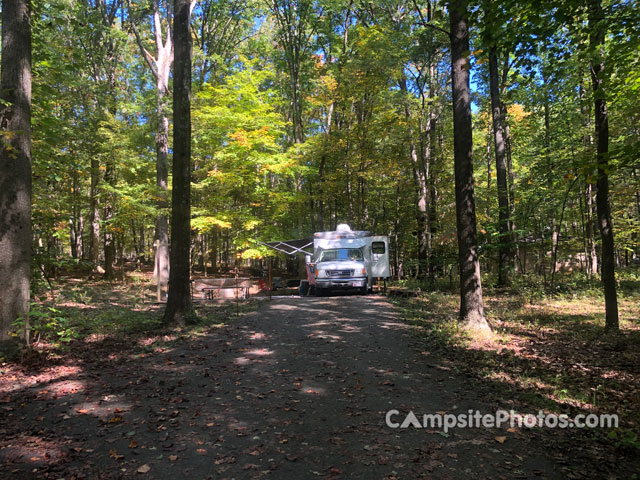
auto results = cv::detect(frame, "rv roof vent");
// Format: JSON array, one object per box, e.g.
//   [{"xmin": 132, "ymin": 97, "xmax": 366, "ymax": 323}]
[{"xmin": 336, "ymin": 224, "xmax": 352, "ymax": 233}]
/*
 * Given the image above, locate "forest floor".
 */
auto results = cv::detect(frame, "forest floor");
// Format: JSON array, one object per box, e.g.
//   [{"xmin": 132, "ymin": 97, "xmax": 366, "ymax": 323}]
[{"xmin": 1, "ymin": 276, "xmax": 639, "ymax": 479}]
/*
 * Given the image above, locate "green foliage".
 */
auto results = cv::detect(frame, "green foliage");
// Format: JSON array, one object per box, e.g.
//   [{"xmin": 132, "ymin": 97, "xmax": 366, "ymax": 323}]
[{"xmin": 13, "ymin": 304, "xmax": 77, "ymax": 344}]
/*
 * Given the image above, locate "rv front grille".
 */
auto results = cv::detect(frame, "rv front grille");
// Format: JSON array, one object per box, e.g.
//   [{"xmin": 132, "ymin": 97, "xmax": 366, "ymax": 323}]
[{"xmin": 326, "ymin": 269, "xmax": 354, "ymax": 278}]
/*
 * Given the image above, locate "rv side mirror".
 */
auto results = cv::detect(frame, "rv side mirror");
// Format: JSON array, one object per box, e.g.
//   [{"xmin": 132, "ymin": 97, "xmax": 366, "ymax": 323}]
[{"xmin": 305, "ymin": 254, "xmax": 312, "ymax": 264}]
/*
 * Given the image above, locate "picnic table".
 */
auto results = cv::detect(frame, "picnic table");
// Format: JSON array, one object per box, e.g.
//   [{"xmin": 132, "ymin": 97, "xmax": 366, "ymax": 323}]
[{"xmin": 192, "ymin": 278, "xmax": 252, "ymax": 300}]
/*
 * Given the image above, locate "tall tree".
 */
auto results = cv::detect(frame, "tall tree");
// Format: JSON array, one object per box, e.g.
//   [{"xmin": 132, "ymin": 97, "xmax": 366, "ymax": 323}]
[
  {"xmin": 449, "ymin": 0, "xmax": 489, "ymax": 330},
  {"xmin": 588, "ymin": 0, "xmax": 618, "ymax": 331},
  {"xmin": 0, "ymin": 0, "xmax": 32, "ymax": 341},
  {"xmin": 163, "ymin": 0, "xmax": 194, "ymax": 324},
  {"xmin": 128, "ymin": 0, "xmax": 173, "ymax": 290},
  {"xmin": 489, "ymin": 49, "xmax": 512, "ymax": 286}
]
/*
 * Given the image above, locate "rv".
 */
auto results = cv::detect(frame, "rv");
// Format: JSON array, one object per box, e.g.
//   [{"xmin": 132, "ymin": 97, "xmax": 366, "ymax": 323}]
[{"xmin": 307, "ymin": 224, "xmax": 389, "ymax": 295}]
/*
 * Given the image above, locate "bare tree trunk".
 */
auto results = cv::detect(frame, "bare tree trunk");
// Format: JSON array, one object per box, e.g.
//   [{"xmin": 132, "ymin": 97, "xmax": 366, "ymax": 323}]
[
  {"xmin": 586, "ymin": 181, "xmax": 598, "ymax": 275},
  {"xmin": 88, "ymin": 157, "xmax": 101, "ymax": 266},
  {"xmin": 164, "ymin": 0, "xmax": 194, "ymax": 324},
  {"xmin": 449, "ymin": 0, "xmax": 489, "ymax": 330},
  {"xmin": 103, "ymin": 154, "xmax": 116, "ymax": 280},
  {"xmin": 128, "ymin": 0, "xmax": 174, "ymax": 288},
  {"xmin": 0, "ymin": 0, "xmax": 31, "ymax": 342},
  {"xmin": 489, "ymin": 49, "xmax": 512, "ymax": 286},
  {"xmin": 154, "ymin": 87, "xmax": 170, "ymax": 287},
  {"xmin": 399, "ymin": 78, "xmax": 429, "ymax": 278},
  {"xmin": 589, "ymin": 0, "xmax": 618, "ymax": 331}
]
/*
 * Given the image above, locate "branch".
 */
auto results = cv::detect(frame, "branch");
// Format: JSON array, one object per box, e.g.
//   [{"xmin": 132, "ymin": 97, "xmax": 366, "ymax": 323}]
[
  {"xmin": 411, "ymin": 0, "xmax": 450, "ymax": 37},
  {"xmin": 126, "ymin": 0, "xmax": 159, "ymax": 79}
]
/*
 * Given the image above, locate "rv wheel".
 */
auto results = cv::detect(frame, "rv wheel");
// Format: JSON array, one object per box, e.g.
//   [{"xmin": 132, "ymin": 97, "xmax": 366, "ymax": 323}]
[{"xmin": 360, "ymin": 282, "xmax": 368, "ymax": 295}]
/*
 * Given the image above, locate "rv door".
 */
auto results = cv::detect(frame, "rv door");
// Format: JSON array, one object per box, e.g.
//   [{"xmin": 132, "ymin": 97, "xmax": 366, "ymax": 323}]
[{"xmin": 370, "ymin": 236, "xmax": 390, "ymax": 279}]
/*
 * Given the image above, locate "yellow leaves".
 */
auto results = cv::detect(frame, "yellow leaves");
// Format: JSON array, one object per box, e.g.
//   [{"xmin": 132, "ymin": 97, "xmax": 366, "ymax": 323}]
[
  {"xmin": 321, "ymin": 75, "xmax": 338, "ymax": 94},
  {"xmin": 207, "ymin": 168, "xmax": 222, "ymax": 178},
  {"xmin": 243, "ymin": 219, "xmax": 261, "ymax": 230},
  {"xmin": 229, "ymin": 129, "xmax": 249, "ymax": 147},
  {"xmin": 507, "ymin": 103, "xmax": 530, "ymax": 123},
  {"xmin": 191, "ymin": 216, "xmax": 232, "ymax": 234}
]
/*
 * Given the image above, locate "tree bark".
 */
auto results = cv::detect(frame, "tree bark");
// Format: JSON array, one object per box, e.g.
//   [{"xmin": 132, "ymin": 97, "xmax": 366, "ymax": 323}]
[
  {"xmin": 88, "ymin": 157, "xmax": 101, "ymax": 266},
  {"xmin": 399, "ymin": 78, "xmax": 429, "ymax": 278},
  {"xmin": 154, "ymin": 87, "xmax": 170, "ymax": 288},
  {"xmin": 589, "ymin": 0, "xmax": 618, "ymax": 330},
  {"xmin": 449, "ymin": 0, "xmax": 489, "ymax": 330},
  {"xmin": 489, "ymin": 49, "xmax": 512, "ymax": 286},
  {"xmin": 128, "ymin": 0, "xmax": 173, "ymax": 288},
  {"xmin": 164, "ymin": 0, "xmax": 195, "ymax": 324},
  {"xmin": 0, "ymin": 0, "xmax": 32, "ymax": 342},
  {"xmin": 103, "ymin": 155, "xmax": 117, "ymax": 279}
]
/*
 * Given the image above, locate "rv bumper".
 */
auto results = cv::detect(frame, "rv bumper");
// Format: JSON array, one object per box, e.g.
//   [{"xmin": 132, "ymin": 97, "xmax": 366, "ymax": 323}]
[{"xmin": 316, "ymin": 278, "xmax": 366, "ymax": 289}]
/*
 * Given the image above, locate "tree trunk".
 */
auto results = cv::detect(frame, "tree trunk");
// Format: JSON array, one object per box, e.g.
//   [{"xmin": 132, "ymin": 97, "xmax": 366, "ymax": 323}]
[
  {"xmin": 88, "ymin": 157, "xmax": 101, "ymax": 266},
  {"xmin": 449, "ymin": 0, "xmax": 489, "ymax": 330},
  {"xmin": 589, "ymin": 0, "xmax": 618, "ymax": 331},
  {"xmin": 586, "ymin": 181, "xmax": 598, "ymax": 275},
  {"xmin": 399, "ymin": 78, "xmax": 429, "ymax": 278},
  {"xmin": 154, "ymin": 87, "xmax": 170, "ymax": 288},
  {"xmin": 103, "ymin": 155, "xmax": 116, "ymax": 280},
  {"xmin": 0, "ymin": 0, "xmax": 31, "ymax": 342},
  {"xmin": 489, "ymin": 49, "xmax": 512, "ymax": 286},
  {"xmin": 164, "ymin": 0, "xmax": 194, "ymax": 324}
]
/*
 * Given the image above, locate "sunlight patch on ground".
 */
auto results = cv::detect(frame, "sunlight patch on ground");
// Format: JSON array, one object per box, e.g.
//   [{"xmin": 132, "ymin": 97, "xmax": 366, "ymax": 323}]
[
  {"xmin": 0, "ymin": 365, "xmax": 82, "ymax": 395},
  {"xmin": 307, "ymin": 330, "xmax": 343, "ymax": 342},
  {"xmin": 137, "ymin": 334, "xmax": 178, "ymax": 346},
  {"xmin": 339, "ymin": 324, "xmax": 362, "ymax": 333},
  {"xmin": 378, "ymin": 321, "xmax": 410, "ymax": 330},
  {"xmin": 299, "ymin": 384, "xmax": 326, "ymax": 396},
  {"xmin": 0, "ymin": 435, "xmax": 67, "ymax": 466},
  {"xmin": 71, "ymin": 395, "xmax": 134, "ymax": 419},
  {"xmin": 245, "ymin": 348, "xmax": 274, "ymax": 356},
  {"xmin": 36, "ymin": 379, "xmax": 86, "ymax": 399}
]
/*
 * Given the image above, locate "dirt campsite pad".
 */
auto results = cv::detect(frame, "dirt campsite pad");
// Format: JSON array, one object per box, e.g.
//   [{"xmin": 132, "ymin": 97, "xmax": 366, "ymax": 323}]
[{"xmin": 0, "ymin": 295, "xmax": 629, "ymax": 479}]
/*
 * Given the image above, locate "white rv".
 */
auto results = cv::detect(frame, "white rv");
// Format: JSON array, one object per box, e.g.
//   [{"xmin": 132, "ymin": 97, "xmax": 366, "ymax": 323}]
[{"xmin": 309, "ymin": 224, "xmax": 389, "ymax": 295}]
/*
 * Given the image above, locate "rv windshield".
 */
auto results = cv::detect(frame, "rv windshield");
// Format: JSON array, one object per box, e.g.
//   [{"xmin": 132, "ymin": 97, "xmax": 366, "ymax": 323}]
[{"xmin": 318, "ymin": 248, "xmax": 363, "ymax": 262}]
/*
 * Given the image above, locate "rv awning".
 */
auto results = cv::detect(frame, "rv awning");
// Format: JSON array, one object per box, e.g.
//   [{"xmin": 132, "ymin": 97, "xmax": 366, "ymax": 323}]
[{"xmin": 257, "ymin": 238, "xmax": 313, "ymax": 256}]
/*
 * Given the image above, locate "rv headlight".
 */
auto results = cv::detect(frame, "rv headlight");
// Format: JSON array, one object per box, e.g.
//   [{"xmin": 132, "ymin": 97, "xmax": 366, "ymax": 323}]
[{"xmin": 316, "ymin": 269, "xmax": 324, "ymax": 278}]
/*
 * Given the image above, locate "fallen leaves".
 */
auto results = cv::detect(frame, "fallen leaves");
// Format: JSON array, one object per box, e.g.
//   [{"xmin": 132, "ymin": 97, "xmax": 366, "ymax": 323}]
[
  {"xmin": 108, "ymin": 449, "xmax": 124, "ymax": 460},
  {"xmin": 137, "ymin": 464, "xmax": 151, "ymax": 473}
]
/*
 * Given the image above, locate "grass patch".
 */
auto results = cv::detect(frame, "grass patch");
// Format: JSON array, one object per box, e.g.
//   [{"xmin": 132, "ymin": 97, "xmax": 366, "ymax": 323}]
[
  {"xmin": 6, "ymin": 273, "xmax": 260, "ymax": 361},
  {"xmin": 394, "ymin": 282, "xmax": 640, "ymax": 450}
]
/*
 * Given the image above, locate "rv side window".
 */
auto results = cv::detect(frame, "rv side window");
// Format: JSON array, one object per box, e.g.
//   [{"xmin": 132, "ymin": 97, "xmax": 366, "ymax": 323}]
[{"xmin": 372, "ymin": 241, "xmax": 385, "ymax": 254}]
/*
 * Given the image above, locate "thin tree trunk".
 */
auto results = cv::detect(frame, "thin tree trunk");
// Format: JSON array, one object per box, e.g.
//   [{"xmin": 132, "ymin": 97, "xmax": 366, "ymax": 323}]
[
  {"xmin": 489, "ymin": 49, "xmax": 512, "ymax": 286},
  {"xmin": 103, "ymin": 154, "xmax": 116, "ymax": 280},
  {"xmin": 449, "ymin": 0, "xmax": 489, "ymax": 330},
  {"xmin": 400, "ymin": 78, "xmax": 429, "ymax": 277},
  {"xmin": 0, "ymin": 0, "xmax": 31, "ymax": 342},
  {"xmin": 589, "ymin": 0, "xmax": 618, "ymax": 330},
  {"xmin": 585, "ymin": 181, "xmax": 598, "ymax": 275},
  {"xmin": 154, "ymin": 87, "xmax": 170, "ymax": 287},
  {"xmin": 89, "ymin": 157, "xmax": 101, "ymax": 266},
  {"xmin": 164, "ymin": 0, "xmax": 194, "ymax": 324}
]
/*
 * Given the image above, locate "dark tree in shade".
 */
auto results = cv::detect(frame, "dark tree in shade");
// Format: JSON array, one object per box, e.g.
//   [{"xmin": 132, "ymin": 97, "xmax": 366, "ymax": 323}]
[
  {"xmin": 163, "ymin": 0, "xmax": 195, "ymax": 324},
  {"xmin": 589, "ymin": 0, "xmax": 618, "ymax": 331},
  {"xmin": 489, "ymin": 49, "xmax": 512, "ymax": 287},
  {"xmin": 449, "ymin": 0, "xmax": 490, "ymax": 331},
  {"xmin": 0, "ymin": 0, "xmax": 32, "ymax": 342}
]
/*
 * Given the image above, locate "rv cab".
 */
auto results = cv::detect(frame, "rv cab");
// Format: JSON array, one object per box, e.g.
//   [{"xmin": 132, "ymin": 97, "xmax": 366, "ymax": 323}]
[{"xmin": 311, "ymin": 224, "xmax": 389, "ymax": 295}]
